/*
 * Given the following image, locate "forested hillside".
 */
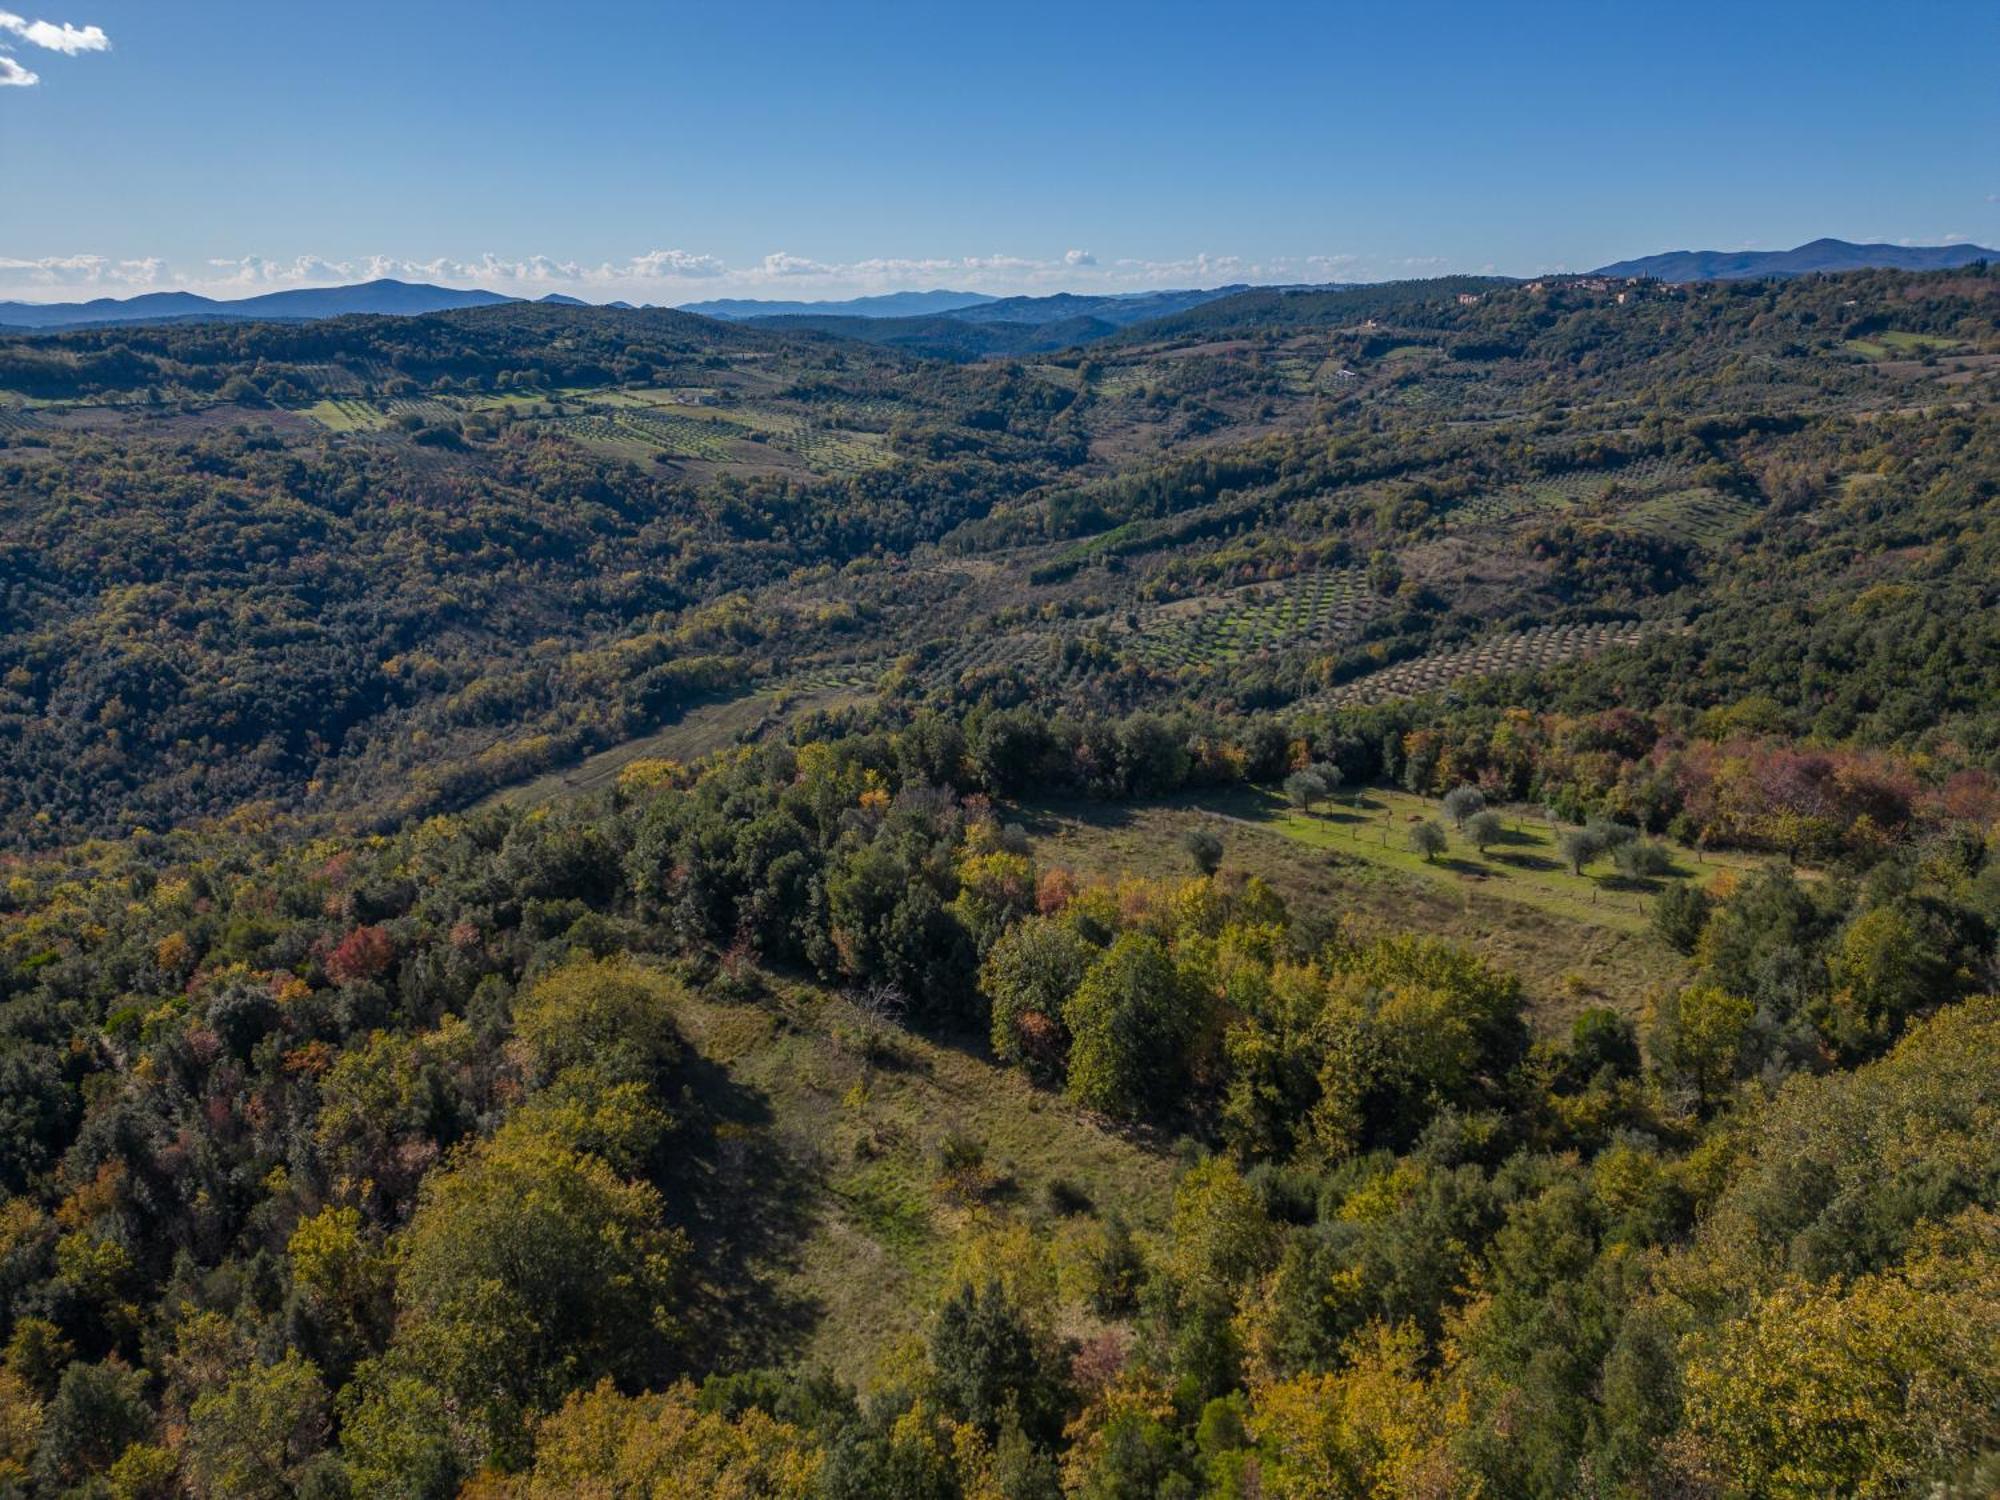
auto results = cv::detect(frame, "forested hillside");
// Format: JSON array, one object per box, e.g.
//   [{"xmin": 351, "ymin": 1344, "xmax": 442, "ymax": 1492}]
[{"xmin": 0, "ymin": 266, "xmax": 1997, "ymax": 1498}]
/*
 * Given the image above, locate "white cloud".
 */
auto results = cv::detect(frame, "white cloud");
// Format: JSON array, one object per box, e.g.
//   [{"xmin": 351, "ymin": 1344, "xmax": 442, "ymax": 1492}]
[
  {"xmin": 0, "ymin": 253, "xmax": 161, "ymax": 286},
  {"xmin": 759, "ymin": 251, "xmax": 837, "ymax": 278},
  {"xmin": 1063, "ymin": 249, "xmax": 1096, "ymax": 267},
  {"xmin": 623, "ymin": 249, "xmax": 727, "ymax": 279},
  {"xmin": 206, "ymin": 254, "xmax": 358, "ymax": 286},
  {"xmin": 189, "ymin": 250, "xmax": 729, "ymax": 292},
  {"xmin": 0, "ymin": 9, "xmax": 107, "ymax": 53},
  {"xmin": 0, "ymin": 52, "xmax": 34, "ymax": 84}
]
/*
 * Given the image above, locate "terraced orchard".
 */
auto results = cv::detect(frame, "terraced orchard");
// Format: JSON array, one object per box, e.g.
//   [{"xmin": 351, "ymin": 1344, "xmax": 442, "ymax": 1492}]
[
  {"xmin": 1612, "ymin": 486, "xmax": 1761, "ymax": 546},
  {"xmin": 1123, "ymin": 568, "xmax": 1381, "ymax": 668},
  {"xmin": 565, "ymin": 400, "xmax": 894, "ymax": 474},
  {"xmin": 718, "ymin": 404, "xmax": 896, "ymax": 474},
  {"xmin": 1323, "ymin": 620, "xmax": 1647, "ymax": 706},
  {"xmin": 605, "ymin": 407, "xmax": 743, "ymax": 460},
  {"xmin": 914, "ymin": 630, "xmax": 1044, "ymax": 690},
  {"xmin": 1446, "ymin": 457, "xmax": 1696, "ymax": 528}
]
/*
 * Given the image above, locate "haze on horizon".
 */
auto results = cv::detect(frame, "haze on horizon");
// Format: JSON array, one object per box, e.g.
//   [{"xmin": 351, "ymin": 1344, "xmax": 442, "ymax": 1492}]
[{"xmin": 3, "ymin": 0, "xmax": 1997, "ymax": 305}]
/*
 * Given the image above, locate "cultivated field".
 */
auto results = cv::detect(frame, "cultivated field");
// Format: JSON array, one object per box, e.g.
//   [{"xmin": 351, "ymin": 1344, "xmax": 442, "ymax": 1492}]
[{"xmin": 1321, "ymin": 621, "xmax": 1649, "ymax": 706}]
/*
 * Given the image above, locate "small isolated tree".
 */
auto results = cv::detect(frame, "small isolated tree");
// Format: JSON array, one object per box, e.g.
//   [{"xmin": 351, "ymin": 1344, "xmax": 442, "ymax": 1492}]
[
  {"xmin": 1465, "ymin": 810, "xmax": 1504, "ymax": 853},
  {"xmin": 1311, "ymin": 761, "xmax": 1345, "ymax": 802},
  {"xmin": 1284, "ymin": 769, "xmax": 1330, "ymax": 814},
  {"xmin": 1441, "ymin": 785, "xmax": 1485, "ymax": 829},
  {"xmin": 1182, "ymin": 826, "xmax": 1225, "ymax": 877},
  {"xmin": 1586, "ymin": 818, "xmax": 1639, "ymax": 854},
  {"xmin": 1409, "ymin": 822, "xmax": 1449, "ymax": 863},
  {"xmin": 1558, "ymin": 828, "xmax": 1605, "ymax": 876},
  {"xmin": 1614, "ymin": 840, "xmax": 1675, "ymax": 881}
]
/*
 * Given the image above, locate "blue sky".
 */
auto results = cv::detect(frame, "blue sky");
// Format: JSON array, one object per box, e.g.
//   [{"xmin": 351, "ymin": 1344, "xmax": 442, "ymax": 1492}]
[{"xmin": 3, "ymin": 0, "xmax": 1997, "ymax": 303}]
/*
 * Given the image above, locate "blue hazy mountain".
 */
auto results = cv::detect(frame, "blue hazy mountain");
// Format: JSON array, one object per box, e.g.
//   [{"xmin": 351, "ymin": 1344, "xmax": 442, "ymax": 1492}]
[
  {"xmin": 1593, "ymin": 237, "xmax": 1999, "ymax": 281},
  {"xmin": 0, "ymin": 278, "xmax": 517, "ymax": 331},
  {"xmin": 942, "ymin": 286, "xmax": 1247, "ymax": 327},
  {"xmin": 681, "ymin": 289, "xmax": 998, "ymax": 320}
]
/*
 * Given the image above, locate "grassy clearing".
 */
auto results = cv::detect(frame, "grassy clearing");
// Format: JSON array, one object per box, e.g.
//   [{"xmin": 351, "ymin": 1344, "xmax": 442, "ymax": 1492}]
[
  {"xmin": 1844, "ymin": 331, "xmax": 1963, "ymax": 360},
  {"xmin": 1088, "ymin": 365, "xmax": 1156, "ymax": 399},
  {"xmin": 480, "ymin": 684, "xmax": 874, "ymax": 809},
  {"xmin": 302, "ymin": 398, "xmax": 389, "ymax": 432},
  {"xmin": 672, "ymin": 981, "xmax": 1175, "ymax": 1383},
  {"xmin": 1218, "ymin": 785, "xmax": 1766, "ymax": 931},
  {"xmin": 1019, "ymin": 786, "xmax": 1752, "ymax": 1025}
]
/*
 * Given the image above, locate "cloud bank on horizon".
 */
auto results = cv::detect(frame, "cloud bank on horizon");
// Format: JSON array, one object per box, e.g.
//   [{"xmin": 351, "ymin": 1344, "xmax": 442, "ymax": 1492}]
[
  {"xmin": 0, "ymin": 8, "xmax": 108, "ymax": 86},
  {"xmin": 0, "ymin": 247, "xmax": 1462, "ymax": 305}
]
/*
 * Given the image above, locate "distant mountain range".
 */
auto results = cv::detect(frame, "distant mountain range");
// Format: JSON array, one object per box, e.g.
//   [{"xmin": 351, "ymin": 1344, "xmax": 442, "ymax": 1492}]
[
  {"xmin": 1592, "ymin": 237, "xmax": 1998, "ymax": 282},
  {"xmin": 3, "ymin": 239, "xmax": 1992, "ymax": 340},
  {"xmin": 728, "ymin": 286, "xmax": 1253, "ymax": 359},
  {"xmin": 682, "ymin": 289, "xmax": 999, "ymax": 320},
  {"xmin": 940, "ymin": 287, "xmax": 1249, "ymax": 328},
  {"xmin": 0, "ymin": 278, "xmax": 515, "ymax": 332},
  {"xmin": 685, "ymin": 286, "xmax": 1245, "ymax": 327}
]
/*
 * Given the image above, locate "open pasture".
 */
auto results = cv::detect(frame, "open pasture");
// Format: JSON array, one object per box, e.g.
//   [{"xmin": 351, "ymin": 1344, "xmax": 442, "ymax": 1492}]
[
  {"xmin": 1021, "ymin": 787, "xmax": 1716, "ymax": 1024},
  {"xmin": 302, "ymin": 398, "xmax": 390, "ymax": 431},
  {"xmin": 1843, "ymin": 330, "xmax": 1964, "ymax": 360}
]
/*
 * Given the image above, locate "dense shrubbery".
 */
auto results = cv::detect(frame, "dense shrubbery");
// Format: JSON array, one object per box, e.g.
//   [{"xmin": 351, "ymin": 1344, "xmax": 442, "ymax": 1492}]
[{"xmin": 0, "ymin": 703, "xmax": 1992, "ymax": 1493}]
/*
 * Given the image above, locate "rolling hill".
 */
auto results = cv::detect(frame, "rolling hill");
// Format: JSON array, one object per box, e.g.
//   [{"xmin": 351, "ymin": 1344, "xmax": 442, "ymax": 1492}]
[
  {"xmin": 941, "ymin": 286, "xmax": 1247, "ymax": 327},
  {"xmin": 4, "ymin": 260, "xmax": 2000, "ymax": 1500},
  {"xmin": 1593, "ymin": 236, "xmax": 1999, "ymax": 281},
  {"xmin": 749, "ymin": 310, "xmax": 1121, "ymax": 359}
]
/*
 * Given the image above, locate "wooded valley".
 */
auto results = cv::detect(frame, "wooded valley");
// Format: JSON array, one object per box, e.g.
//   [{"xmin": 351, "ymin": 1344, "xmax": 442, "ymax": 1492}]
[{"xmin": 0, "ymin": 265, "xmax": 1996, "ymax": 1498}]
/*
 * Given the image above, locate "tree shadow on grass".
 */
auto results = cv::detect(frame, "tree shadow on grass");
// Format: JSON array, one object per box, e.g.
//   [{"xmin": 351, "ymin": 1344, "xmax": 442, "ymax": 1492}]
[
  {"xmin": 1013, "ymin": 800, "xmax": 1140, "ymax": 838},
  {"xmin": 1602, "ymin": 873, "xmax": 1671, "ymax": 896},
  {"xmin": 1489, "ymin": 849, "xmax": 1563, "ymax": 874},
  {"xmin": 661, "ymin": 1048, "xmax": 826, "ymax": 1374},
  {"xmin": 1425, "ymin": 856, "xmax": 1490, "ymax": 878},
  {"xmin": 1316, "ymin": 804, "xmax": 1378, "ymax": 827}
]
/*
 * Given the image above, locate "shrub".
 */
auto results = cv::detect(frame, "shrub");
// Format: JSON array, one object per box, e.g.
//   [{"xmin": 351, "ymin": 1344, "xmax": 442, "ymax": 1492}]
[
  {"xmin": 1442, "ymin": 785, "xmax": 1486, "ymax": 828},
  {"xmin": 1614, "ymin": 840, "xmax": 1675, "ymax": 879},
  {"xmin": 1653, "ymin": 882, "xmax": 1713, "ymax": 954},
  {"xmin": 1182, "ymin": 826, "xmax": 1225, "ymax": 876},
  {"xmin": 1409, "ymin": 822, "xmax": 1449, "ymax": 862},
  {"xmin": 1558, "ymin": 828, "xmax": 1604, "ymax": 875}
]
